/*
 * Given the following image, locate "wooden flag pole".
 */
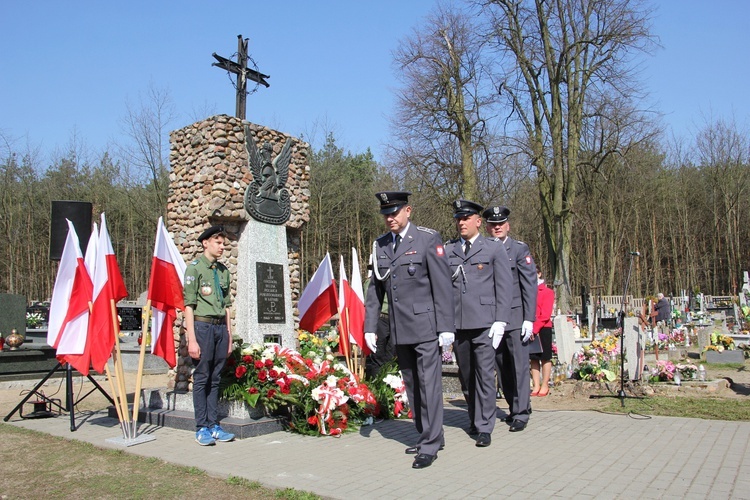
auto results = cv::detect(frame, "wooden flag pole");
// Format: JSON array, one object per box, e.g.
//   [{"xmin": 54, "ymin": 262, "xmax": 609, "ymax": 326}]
[
  {"xmin": 104, "ymin": 363, "xmax": 127, "ymax": 437},
  {"xmin": 110, "ymin": 300, "xmax": 131, "ymax": 438},
  {"xmin": 131, "ymin": 300, "xmax": 151, "ymax": 436},
  {"xmin": 342, "ymin": 308, "xmax": 354, "ymax": 373}
]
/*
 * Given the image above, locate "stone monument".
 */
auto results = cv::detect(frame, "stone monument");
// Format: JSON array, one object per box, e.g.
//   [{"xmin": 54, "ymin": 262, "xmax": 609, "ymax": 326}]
[
  {"xmin": 553, "ymin": 315, "xmax": 576, "ymax": 366},
  {"xmin": 167, "ymin": 115, "xmax": 310, "ymax": 390}
]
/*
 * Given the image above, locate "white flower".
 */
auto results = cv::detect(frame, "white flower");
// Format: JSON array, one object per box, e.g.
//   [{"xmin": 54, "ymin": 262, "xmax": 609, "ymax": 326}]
[
  {"xmin": 326, "ymin": 375, "xmax": 338, "ymax": 387},
  {"xmin": 326, "ymin": 353, "xmax": 334, "ymax": 361}
]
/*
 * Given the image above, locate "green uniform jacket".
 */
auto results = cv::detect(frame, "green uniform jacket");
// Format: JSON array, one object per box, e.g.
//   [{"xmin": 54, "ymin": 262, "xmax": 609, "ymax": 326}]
[{"xmin": 183, "ymin": 254, "xmax": 232, "ymax": 317}]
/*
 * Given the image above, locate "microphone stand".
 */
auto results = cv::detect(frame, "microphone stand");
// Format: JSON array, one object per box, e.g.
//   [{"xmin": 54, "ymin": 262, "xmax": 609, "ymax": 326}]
[{"xmin": 590, "ymin": 252, "xmax": 644, "ymax": 407}]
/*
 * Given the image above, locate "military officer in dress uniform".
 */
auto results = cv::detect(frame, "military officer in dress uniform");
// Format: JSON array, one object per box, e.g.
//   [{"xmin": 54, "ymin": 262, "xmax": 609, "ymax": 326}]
[
  {"xmin": 184, "ymin": 225, "xmax": 235, "ymax": 446},
  {"xmin": 364, "ymin": 191, "xmax": 455, "ymax": 469},
  {"xmin": 483, "ymin": 206, "xmax": 537, "ymax": 432},
  {"xmin": 445, "ymin": 200, "xmax": 513, "ymax": 447}
]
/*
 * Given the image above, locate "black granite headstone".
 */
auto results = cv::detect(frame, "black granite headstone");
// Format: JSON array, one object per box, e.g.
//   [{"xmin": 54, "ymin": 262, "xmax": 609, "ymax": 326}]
[
  {"xmin": 118, "ymin": 305, "xmax": 143, "ymax": 332},
  {"xmin": 0, "ymin": 293, "xmax": 27, "ymax": 338},
  {"xmin": 256, "ymin": 262, "xmax": 286, "ymax": 324}
]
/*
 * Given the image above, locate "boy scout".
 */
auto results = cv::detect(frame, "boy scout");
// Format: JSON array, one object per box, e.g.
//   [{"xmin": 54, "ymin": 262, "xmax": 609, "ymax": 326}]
[{"xmin": 184, "ymin": 225, "xmax": 235, "ymax": 446}]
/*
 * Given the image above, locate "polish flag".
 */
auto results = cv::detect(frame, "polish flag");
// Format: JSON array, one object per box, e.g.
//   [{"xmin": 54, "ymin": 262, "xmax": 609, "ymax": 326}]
[
  {"xmin": 348, "ymin": 248, "xmax": 368, "ymax": 355},
  {"xmin": 337, "ymin": 256, "xmax": 352, "ymax": 357},
  {"xmin": 298, "ymin": 253, "xmax": 338, "ymax": 334},
  {"xmin": 338, "ymin": 249, "xmax": 369, "ymax": 356},
  {"xmin": 84, "ymin": 221, "xmax": 98, "ymax": 275},
  {"xmin": 47, "ymin": 220, "xmax": 93, "ymax": 358},
  {"xmin": 86, "ymin": 213, "xmax": 128, "ymax": 374},
  {"xmin": 147, "ymin": 217, "xmax": 186, "ymax": 368}
]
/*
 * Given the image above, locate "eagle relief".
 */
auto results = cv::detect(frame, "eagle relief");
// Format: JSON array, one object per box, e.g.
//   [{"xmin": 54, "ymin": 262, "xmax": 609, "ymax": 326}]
[{"xmin": 244, "ymin": 125, "xmax": 292, "ymax": 225}]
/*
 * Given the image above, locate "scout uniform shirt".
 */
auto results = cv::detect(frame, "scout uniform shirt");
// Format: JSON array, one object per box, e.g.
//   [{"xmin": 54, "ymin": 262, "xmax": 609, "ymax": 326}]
[{"xmin": 184, "ymin": 254, "xmax": 232, "ymax": 317}]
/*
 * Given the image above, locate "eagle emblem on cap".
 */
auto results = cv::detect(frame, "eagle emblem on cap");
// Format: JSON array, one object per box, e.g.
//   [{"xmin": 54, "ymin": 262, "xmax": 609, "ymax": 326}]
[
  {"xmin": 380, "ymin": 193, "xmax": 388, "ymax": 202},
  {"xmin": 493, "ymin": 207, "xmax": 500, "ymax": 214},
  {"xmin": 454, "ymin": 200, "xmax": 461, "ymax": 209}
]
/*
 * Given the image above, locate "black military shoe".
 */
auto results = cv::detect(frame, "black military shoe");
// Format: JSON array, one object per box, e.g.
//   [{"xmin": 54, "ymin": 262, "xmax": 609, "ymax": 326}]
[
  {"xmin": 475, "ymin": 432, "xmax": 491, "ymax": 447},
  {"xmin": 509, "ymin": 419, "xmax": 527, "ymax": 432},
  {"xmin": 412, "ymin": 453, "xmax": 437, "ymax": 469}
]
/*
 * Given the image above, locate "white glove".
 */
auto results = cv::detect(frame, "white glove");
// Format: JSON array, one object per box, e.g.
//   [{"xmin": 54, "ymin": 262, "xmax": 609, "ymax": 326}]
[
  {"xmin": 488, "ymin": 321, "xmax": 506, "ymax": 349},
  {"xmin": 438, "ymin": 332, "xmax": 455, "ymax": 347},
  {"xmin": 364, "ymin": 332, "xmax": 377, "ymax": 353},
  {"xmin": 521, "ymin": 321, "xmax": 534, "ymax": 342}
]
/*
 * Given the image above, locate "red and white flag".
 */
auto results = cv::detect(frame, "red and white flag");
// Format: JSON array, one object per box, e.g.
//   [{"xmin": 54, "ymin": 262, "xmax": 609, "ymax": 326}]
[
  {"xmin": 86, "ymin": 213, "xmax": 128, "ymax": 374},
  {"xmin": 147, "ymin": 217, "xmax": 186, "ymax": 368},
  {"xmin": 337, "ymin": 250, "xmax": 368, "ymax": 356},
  {"xmin": 84, "ymin": 221, "xmax": 98, "ymax": 276},
  {"xmin": 349, "ymin": 248, "xmax": 368, "ymax": 355},
  {"xmin": 47, "ymin": 220, "xmax": 93, "ymax": 359},
  {"xmin": 298, "ymin": 253, "xmax": 338, "ymax": 334},
  {"xmin": 337, "ymin": 256, "xmax": 352, "ymax": 356}
]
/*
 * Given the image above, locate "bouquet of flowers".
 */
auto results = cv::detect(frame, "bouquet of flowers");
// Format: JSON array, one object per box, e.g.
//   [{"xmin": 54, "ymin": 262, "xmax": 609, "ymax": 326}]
[
  {"xmin": 26, "ymin": 312, "xmax": 44, "ymax": 328},
  {"xmin": 652, "ymin": 359, "xmax": 676, "ymax": 381},
  {"xmin": 221, "ymin": 339, "xmax": 379, "ymax": 437},
  {"xmin": 572, "ymin": 334, "xmax": 620, "ymax": 382},
  {"xmin": 297, "ymin": 329, "xmax": 339, "ymax": 358},
  {"xmin": 220, "ymin": 342, "xmax": 303, "ymax": 412},
  {"xmin": 365, "ymin": 360, "xmax": 411, "ymax": 420},
  {"xmin": 705, "ymin": 332, "xmax": 735, "ymax": 352},
  {"xmin": 675, "ymin": 363, "xmax": 698, "ymax": 380}
]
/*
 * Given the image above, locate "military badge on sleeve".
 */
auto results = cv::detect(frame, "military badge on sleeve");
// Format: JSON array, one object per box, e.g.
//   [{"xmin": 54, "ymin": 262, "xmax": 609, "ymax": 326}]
[
  {"xmin": 436, "ymin": 245, "xmax": 445, "ymax": 256},
  {"xmin": 525, "ymin": 256, "xmax": 532, "ymax": 264}
]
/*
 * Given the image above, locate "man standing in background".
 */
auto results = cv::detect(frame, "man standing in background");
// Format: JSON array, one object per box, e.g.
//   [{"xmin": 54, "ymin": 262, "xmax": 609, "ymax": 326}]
[
  {"xmin": 483, "ymin": 206, "xmax": 537, "ymax": 432},
  {"xmin": 445, "ymin": 200, "xmax": 512, "ymax": 447}
]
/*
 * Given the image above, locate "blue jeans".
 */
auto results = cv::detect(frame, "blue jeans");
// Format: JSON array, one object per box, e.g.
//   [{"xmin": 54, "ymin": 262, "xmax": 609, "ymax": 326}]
[{"xmin": 192, "ymin": 321, "xmax": 229, "ymax": 429}]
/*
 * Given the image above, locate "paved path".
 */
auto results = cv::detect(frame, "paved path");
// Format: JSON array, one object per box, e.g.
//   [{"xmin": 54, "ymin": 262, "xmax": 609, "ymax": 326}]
[{"xmin": 6, "ymin": 398, "xmax": 750, "ymax": 499}]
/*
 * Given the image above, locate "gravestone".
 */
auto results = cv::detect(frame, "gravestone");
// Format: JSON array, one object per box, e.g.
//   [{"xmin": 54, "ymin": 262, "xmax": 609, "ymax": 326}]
[
  {"xmin": 697, "ymin": 327, "xmax": 712, "ymax": 352},
  {"xmin": 623, "ymin": 317, "xmax": 644, "ymax": 380},
  {"xmin": 554, "ymin": 316, "xmax": 576, "ymax": 365},
  {"xmin": 0, "ymin": 293, "xmax": 27, "ymax": 339}
]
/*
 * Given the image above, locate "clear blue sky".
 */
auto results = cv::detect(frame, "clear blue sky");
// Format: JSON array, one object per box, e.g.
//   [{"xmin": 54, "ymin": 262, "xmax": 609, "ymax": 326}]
[{"xmin": 1, "ymin": 1, "xmax": 748, "ymax": 164}]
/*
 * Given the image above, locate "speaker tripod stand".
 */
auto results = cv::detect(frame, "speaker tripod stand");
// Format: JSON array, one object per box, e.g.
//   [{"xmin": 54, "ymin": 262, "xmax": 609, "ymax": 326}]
[
  {"xmin": 589, "ymin": 252, "xmax": 644, "ymax": 407},
  {"xmin": 4, "ymin": 362, "xmax": 114, "ymax": 431}
]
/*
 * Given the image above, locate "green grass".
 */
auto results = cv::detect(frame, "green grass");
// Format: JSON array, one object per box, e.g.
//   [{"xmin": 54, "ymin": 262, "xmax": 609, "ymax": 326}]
[
  {"xmin": 0, "ymin": 424, "xmax": 321, "ymax": 499},
  {"xmin": 603, "ymin": 395, "xmax": 750, "ymax": 420}
]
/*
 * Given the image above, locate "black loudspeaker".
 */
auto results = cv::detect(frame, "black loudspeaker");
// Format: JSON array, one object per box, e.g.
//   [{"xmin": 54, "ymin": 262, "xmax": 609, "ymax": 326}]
[{"xmin": 49, "ymin": 201, "xmax": 93, "ymax": 261}]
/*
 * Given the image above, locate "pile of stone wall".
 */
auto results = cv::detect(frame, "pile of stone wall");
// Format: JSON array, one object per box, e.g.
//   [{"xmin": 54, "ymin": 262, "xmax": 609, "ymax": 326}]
[{"xmin": 166, "ymin": 115, "xmax": 310, "ymax": 390}]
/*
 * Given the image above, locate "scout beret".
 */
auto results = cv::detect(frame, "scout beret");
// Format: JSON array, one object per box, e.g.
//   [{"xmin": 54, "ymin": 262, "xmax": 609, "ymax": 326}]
[
  {"xmin": 197, "ymin": 225, "xmax": 225, "ymax": 242},
  {"xmin": 375, "ymin": 191, "xmax": 411, "ymax": 215},
  {"xmin": 482, "ymin": 206, "xmax": 510, "ymax": 223},
  {"xmin": 452, "ymin": 199, "xmax": 484, "ymax": 218}
]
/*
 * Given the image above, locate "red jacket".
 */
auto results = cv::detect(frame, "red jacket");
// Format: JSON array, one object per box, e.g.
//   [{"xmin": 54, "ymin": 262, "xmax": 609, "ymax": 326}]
[{"xmin": 533, "ymin": 282, "xmax": 555, "ymax": 333}]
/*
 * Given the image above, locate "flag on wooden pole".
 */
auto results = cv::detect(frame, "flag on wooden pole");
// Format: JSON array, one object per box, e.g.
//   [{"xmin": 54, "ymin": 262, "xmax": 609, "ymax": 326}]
[
  {"xmin": 88, "ymin": 213, "xmax": 128, "ymax": 374},
  {"xmin": 298, "ymin": 253, "xmax": 338, "ymax": 334},
  {"xmin": 337, "ymin": 250, "xmax": 369, "ymax": 356},
  {"xmin": 47, "ymin": 220, "xmax": 93, "ymax": 362},
  {"xmin": 147, "ymin": 217, "xmax": 186, "ymax": 368}
]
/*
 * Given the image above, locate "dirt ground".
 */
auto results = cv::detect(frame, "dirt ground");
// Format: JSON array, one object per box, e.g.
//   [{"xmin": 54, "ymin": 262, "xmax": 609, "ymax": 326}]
[{"xmin": 1, "ymin": 357, "xmax": 748, "ymax": 419}]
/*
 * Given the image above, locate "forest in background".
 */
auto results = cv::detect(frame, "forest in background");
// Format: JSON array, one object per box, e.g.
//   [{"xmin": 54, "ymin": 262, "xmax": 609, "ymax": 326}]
[{"xmin": 2, "ymin": 0, "xmax": 749, "ymax": 311}]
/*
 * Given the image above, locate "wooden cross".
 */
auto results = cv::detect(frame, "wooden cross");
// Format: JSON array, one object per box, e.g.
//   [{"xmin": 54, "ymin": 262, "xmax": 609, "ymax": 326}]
[{"xmin": 212, "ymin": 35, "xmax": 270, "ymax": 120}]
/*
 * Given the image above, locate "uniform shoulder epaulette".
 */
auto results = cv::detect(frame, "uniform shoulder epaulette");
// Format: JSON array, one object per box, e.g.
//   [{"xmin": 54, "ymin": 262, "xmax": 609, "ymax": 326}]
[
  {"xmin": 446, "ymin": 237, "xmax": 460, "ymax": 245},
  {"xmin": 189, "ymin": 259, "xmax": 199, "ymax": 266},
  {"xmin": 515, "ymin": 240, "xmax": 527, "ymax": 246},
  {"xmin": 376, "ymin": 232, "xmax": 391, "ymax": 241},
  {"xmin": 488, "ymin": 237, "xmax": 501, "ymax": 242},
  {"xmin": 416, "ymin": 226, "xmax": 436, "ymax": 234}
]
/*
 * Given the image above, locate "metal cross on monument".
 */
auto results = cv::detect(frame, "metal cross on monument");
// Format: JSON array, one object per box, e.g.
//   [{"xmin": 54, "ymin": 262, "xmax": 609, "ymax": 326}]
[{"xmin": 212, "ymin": 35, "xmax": 270, "ymax": 120}]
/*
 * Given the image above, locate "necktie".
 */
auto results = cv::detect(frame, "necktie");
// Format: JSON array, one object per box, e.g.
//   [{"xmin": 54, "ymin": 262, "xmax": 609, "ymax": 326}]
[
  {"xmin": 394, "ymin": 234, "xmax": 402, "ymax": 252},
  {"xmin": 211, "ymin": 265, "xmax": 224, "ymax": 304},
  {"xmin": 464, "ymin": 240, "xmax": 471, "ymax": 255}
]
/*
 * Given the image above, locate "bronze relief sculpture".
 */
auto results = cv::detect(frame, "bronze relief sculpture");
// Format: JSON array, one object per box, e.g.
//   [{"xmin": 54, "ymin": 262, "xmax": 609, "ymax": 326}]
[{"xmin": 244, "ymin": 124, "xmax": 292, "ymax": 225}]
